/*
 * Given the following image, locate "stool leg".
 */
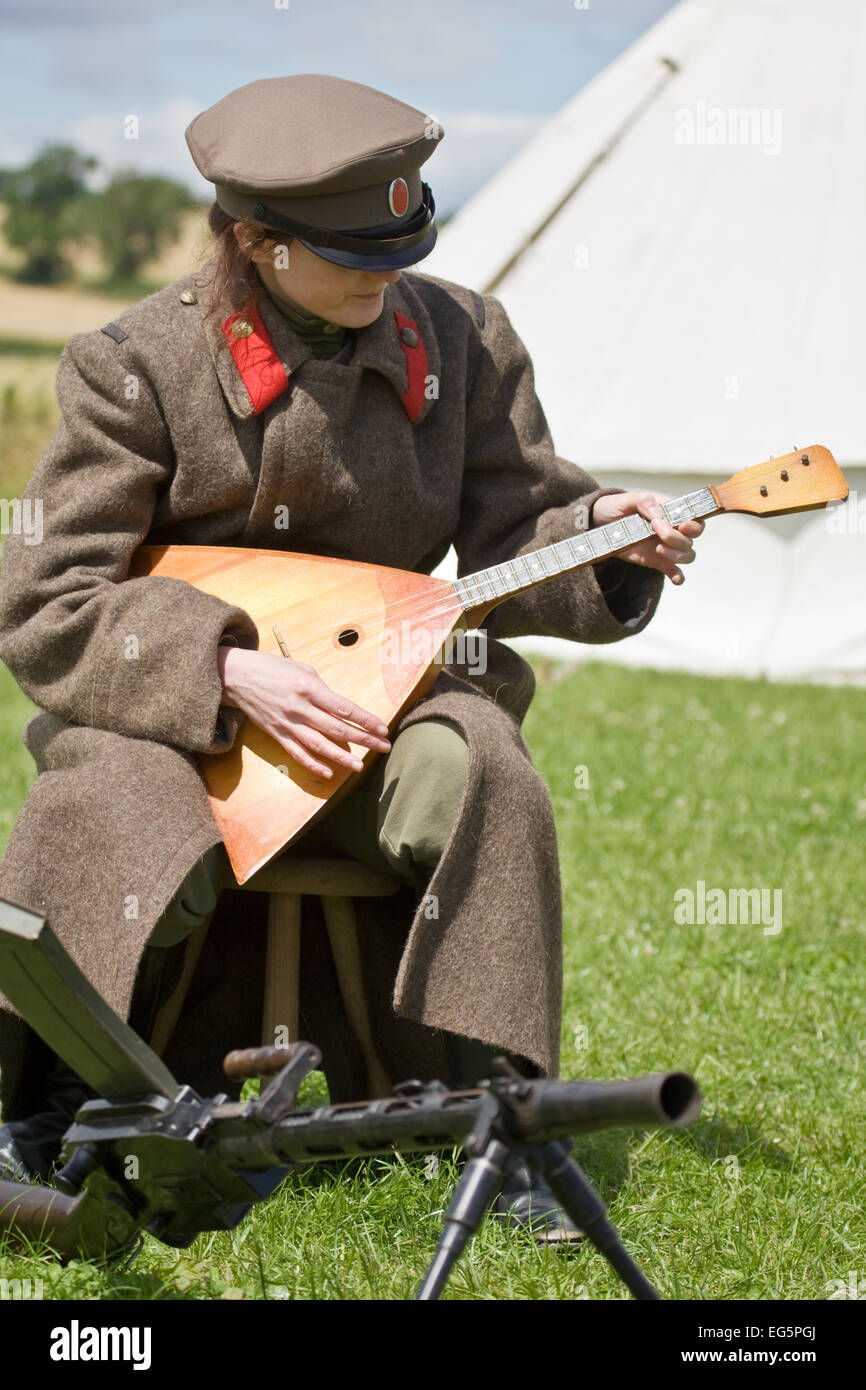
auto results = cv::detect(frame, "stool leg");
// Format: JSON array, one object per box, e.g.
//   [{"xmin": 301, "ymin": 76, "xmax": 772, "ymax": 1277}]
[
  {"xmin": 149, "ymin": 915, "xmax": 213, "ymax": 1057},
  {"xmin": 263, "ymin": 892, "xmax": 301, "ymax": 1048},
  {"xmin": 322, "ymin": 896, "xmax": 391, "ymax": 1099}
]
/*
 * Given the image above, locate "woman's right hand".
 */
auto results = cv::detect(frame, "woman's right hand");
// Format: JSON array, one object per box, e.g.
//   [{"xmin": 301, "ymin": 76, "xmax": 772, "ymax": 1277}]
[{"xmin": 218, "ymin": 645, "xmax": 391, "ymax": 779}]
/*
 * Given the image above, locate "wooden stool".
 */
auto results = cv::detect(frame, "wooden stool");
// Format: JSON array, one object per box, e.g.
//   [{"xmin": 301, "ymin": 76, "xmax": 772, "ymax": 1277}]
[{"xmin": 150, "ymin": 856, "xmax": 402, "ymax": 1098}]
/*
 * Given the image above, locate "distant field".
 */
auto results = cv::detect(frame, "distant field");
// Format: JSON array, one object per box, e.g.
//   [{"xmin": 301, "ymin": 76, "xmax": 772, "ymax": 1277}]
[
  {"xmin": 0, "ymin": 205, "xmax": 211, "ymax": 358},
  {"xmin": 0, "ymin": 205, "xmax": 213, "ymax": 495}
]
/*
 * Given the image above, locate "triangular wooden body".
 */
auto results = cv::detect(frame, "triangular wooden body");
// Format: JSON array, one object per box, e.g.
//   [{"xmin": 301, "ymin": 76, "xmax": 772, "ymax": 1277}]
[
  {"xmin": 132, "ymin": 546, "xmax": 463, "ymax": 883},
  {"xmin": 129, "ymin": 444, "xmax": 846, "ymax": 885}
]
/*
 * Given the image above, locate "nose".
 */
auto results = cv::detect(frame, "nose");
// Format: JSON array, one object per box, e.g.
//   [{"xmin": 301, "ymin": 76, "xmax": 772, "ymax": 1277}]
[{"xmin": 366, "ymin": 269, "xmax": 401, "ymax": 285}]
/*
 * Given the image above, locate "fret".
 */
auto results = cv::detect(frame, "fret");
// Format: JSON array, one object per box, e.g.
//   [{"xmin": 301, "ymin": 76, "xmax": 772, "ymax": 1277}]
[
  {"xmin": 551, "ymin": 539, "xmax": 576, "ymax": 569},
  {"xmin": 663, "ymin": 495, "xmax": 694, "ymax": 526},
  {"xmin": 686, "ymin": 487, "xmax": 717, "ymax": 517},
  {"xmin": 541, "ymin": 544, "xmax": 565, "ymax": 574},
  {"xmin": 586, "ymin": 528, "xmax": 612, "ymax": 558},
  {"xmin": 456, "ymin": 485, "xmax": 721, "ymax": 614},
  {"xmin": 602, "ymin": 520, "xmax": 630, "ymax": 551},
  {"xmin": 501, "ymin": 559, "xmax": 521, "ymax": 592},
  {"xmin": 517, "ymin": 554, "xmax": 534, "ymax": 587},
  {"xmin": 623, "ymin": 513, "xmax": 652, "ymax": 542},
  {"xmin": 461, "ymin": 569, "xmax": 480, "ymax": 603},
  {"xmin": 568, "ymin": 535, "xmax": 593, "ymax": 563},
  {"xmin": 562, "ymin": 536, "xmax": 581, "ymax": 566},
  {"xmin": 471, "ymin": 571, "xmax": 492, "ymax": 601},
  {"xmin": 524, "ymin": 551, "xmax": 549, "ymax": 581}
]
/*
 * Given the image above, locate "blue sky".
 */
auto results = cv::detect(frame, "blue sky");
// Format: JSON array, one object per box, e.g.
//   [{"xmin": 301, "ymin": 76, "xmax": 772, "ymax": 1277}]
[{"xmin": 1, "ymin": 0, "xmax": 676, "ymax": 214}]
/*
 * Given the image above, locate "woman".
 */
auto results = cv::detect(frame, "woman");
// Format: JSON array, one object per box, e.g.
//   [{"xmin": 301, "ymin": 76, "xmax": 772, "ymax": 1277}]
[{"xmin": 0, "ymin": 75, "xmax": 702, "ymax": 1238}]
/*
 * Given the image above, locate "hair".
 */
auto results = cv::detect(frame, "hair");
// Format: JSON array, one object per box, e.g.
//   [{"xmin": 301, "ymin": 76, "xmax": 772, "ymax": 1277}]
[{"xmin": 199, "ymin": 202, "xmax": 292, "ymax": 319}]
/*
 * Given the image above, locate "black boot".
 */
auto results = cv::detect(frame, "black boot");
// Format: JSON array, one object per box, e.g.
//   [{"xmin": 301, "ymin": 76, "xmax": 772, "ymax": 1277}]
[
  {"xmin": 493, "ymin": 1151, "xmax": 585, "ymax": 1246},
  {"xmin": 0, "ymin": 1057, "xmax": 92, "ymax": 1183},
  {"xmin": 440, "ymin": 1030, "xmax": 584, "ymax": 1247}
]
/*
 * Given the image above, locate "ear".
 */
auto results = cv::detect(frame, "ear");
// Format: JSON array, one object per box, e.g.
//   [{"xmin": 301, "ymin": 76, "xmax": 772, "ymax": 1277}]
[{"xmin": 232, "ymin": 221, "xmax": 276, "ymax": 264}]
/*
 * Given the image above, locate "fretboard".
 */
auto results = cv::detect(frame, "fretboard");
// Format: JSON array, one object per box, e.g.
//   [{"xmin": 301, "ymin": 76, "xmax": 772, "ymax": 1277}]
[{"xmin": 454, "ymin": 487, "xmax": 720, "ymax": 611}]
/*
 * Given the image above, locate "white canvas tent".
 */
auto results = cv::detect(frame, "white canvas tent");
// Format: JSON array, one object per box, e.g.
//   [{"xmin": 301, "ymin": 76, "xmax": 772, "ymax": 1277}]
[{"xmin": 423, "ymin": 0, "xmax": 865, "ymax": 682}]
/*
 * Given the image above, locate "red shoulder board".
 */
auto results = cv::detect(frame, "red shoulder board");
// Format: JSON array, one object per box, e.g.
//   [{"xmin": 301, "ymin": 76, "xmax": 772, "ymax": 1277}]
[
  {"xmin": 221, "ymin": 306, "xmax": 289, "ymax": 415},
  {"xmin": 394, "ymin": 311, "xmax": 428, "ymax": 423}
]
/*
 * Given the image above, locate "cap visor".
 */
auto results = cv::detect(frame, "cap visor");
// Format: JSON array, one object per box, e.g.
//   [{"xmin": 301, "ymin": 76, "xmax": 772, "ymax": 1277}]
[{"xmin": 299, "ymin": 223, "xmax": 437, "ymax": 272}]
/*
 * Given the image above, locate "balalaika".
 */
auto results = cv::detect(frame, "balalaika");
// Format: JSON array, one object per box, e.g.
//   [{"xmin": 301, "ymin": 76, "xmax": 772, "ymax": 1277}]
[{"xmin": 130, "ymin": 445, "xmax": 848, "ymax": 882}]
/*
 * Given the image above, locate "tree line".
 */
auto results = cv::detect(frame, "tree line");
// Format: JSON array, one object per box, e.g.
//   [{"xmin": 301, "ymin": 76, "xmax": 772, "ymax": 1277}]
[{"xmin": 0, "ymin": 145, "xmax": 198, "ymax": 285}]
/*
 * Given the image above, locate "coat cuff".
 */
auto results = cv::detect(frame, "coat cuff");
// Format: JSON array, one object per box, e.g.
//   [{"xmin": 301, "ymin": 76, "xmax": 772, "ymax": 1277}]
[
  {"xmin": 88, "ymin": 580, "xmax": 259, "ymax": 753},
  {"xmin": 587, "ymin": 486, "xmax": 664, "ymax": 633},
  {"xmin": 485, "ymin": 487, "xmax": 663, "ymax": 644}
]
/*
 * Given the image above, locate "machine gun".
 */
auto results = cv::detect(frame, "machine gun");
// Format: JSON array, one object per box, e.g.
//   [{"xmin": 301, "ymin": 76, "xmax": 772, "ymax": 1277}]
[{"xmin": 0, "ymin": 898, "xmax": 701, "ymax": 1300}]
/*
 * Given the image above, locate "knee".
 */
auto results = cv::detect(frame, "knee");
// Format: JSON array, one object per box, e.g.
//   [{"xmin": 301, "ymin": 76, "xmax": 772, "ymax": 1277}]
[
  {"xmin": 149, "ymin": 844, "xmax": 226, "ymax": 948},
  {"xmin": 377, "ymin": 720, "xmax": 469, "ymax": 876}
]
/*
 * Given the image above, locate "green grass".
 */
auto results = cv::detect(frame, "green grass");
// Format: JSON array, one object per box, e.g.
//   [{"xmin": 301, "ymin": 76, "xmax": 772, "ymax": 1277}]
[{"xmin": 0, "ymin": 657, "xmax": 863, "ymax": 1300}]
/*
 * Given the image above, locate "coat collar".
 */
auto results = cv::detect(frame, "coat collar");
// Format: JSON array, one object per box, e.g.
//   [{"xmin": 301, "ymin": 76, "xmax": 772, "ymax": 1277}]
[{"xmin": 196, "ymin": 263, "xmax": 440, "ymax": 424}]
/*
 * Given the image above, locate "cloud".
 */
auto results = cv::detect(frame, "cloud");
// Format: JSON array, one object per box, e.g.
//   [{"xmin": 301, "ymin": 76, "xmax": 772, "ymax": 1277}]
[
  {"xmin": 58, "ymin": 96, "xmax": 544, "ymax": 216},
  {"xmin": 67, "ymin": 98, "xmax": 207, "ymax": 189}
]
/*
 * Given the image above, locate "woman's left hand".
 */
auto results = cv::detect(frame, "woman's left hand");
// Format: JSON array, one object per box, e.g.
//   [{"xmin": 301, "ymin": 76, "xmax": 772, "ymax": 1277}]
[{"xmin": 591, "ymin": 491, "xmax": 704, "ymax": 586}]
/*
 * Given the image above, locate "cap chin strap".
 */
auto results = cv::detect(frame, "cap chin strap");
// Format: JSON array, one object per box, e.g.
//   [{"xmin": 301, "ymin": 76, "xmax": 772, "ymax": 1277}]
[{"xmin": 250, "ymin": 183, "xmax": 436, "ymax": 257}]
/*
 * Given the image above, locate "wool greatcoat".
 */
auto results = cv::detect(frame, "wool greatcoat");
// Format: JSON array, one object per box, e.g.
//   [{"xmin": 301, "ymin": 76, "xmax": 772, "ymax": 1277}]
[{"xmin": 0, "ymin": 263, "xmax": 664, "ymax": 1118}]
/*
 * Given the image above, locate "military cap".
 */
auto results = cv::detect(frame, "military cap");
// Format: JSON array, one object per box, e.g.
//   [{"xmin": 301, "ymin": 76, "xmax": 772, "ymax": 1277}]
[{"xmin": 186, "ymin": 74, "xmax": 444, "ymax": 270}]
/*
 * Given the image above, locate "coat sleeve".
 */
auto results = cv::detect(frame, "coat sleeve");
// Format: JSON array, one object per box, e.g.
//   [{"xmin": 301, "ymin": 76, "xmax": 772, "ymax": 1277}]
[
  {"xmin": 454, "ymin": 293, "xmax": 663, "ymax": 643},
  {"xmin": 0, "ymin": 329, "xmax": 259, "ymax": 754}
]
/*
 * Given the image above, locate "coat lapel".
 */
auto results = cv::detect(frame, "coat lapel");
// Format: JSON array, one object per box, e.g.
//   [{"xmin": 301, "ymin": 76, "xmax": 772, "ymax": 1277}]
[
  {"xmin": 197, "ymin": 265, "xmax": 440, "ymax": 425},
  {"xmin": 347, "ymin": 278, "xmax": 441, "ymax": 425}
]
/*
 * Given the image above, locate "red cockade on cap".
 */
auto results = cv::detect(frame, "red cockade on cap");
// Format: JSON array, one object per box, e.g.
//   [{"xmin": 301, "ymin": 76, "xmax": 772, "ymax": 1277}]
[
  {"xmin": 394, "ymin": 311, "xmax": 428, "ymax": 423},
  {"xmin": 221, "ymin": 306, "xmax": 289, "ymax": 415},
  {"xmin": 388, "ymin": 178, "xmax": 410, "ymax": 217}
]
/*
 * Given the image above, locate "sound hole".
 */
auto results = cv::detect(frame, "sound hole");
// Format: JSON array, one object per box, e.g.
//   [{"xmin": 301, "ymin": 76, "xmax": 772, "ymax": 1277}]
[{"xmin": 337, "ymin": 628, "xmax": 360, "ymax": 647}]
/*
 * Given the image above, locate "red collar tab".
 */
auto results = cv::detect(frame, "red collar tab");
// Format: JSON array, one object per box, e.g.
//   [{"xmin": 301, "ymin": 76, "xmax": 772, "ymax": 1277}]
[
  {"xmin": 221, "ymin": 306, "xmax": 289, "ymax": 415},
  {"xmin": 394, "ymin": 311, "xmax": 428, "ymax": 423}
]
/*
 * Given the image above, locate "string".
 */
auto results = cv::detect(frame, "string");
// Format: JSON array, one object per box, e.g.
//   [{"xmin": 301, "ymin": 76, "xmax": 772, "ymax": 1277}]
[
  {"xmin": 286, "ymin": 518, "xmax": 653, "ymax": 636},
  {"xmin": 257, "ymin": 493, "xmax": 716, "ymax": 655},
  {"xmin": 274, "ymin": 534, "xmax": 632, "ymax": 657}
]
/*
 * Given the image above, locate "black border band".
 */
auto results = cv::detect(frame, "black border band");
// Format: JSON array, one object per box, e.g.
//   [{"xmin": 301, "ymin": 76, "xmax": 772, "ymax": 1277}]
[{"xmin": 250, "ymin": 184, "xmax": 436, "ymax": 256}]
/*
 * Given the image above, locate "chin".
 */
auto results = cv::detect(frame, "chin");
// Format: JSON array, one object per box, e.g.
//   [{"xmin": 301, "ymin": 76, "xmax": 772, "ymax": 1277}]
[{"xmin": 345, "ymin": 301, "xmax": 385, "ymax": 328}]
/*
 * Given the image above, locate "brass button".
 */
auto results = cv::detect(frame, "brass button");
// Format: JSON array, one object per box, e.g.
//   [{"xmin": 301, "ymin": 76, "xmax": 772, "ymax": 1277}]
[
  {"xmin": 179, "ymin": 289, "xmax": 197, "ymax": 305},
  {"xmin": 322, "ymin": 322, "xmax": 341, "ymax": 335},
  {"xmin": 232, "ymin": 317, "xmax": 254, "ymax": 338},
  {"xmin": 401, "ymin": 326, "xmax": 419, "ymax": 348}
]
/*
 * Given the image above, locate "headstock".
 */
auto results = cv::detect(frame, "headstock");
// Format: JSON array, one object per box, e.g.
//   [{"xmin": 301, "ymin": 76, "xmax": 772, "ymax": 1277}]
[{"xmin": 712, "ymin": 446, "xmax": 848, "ymax": 517}]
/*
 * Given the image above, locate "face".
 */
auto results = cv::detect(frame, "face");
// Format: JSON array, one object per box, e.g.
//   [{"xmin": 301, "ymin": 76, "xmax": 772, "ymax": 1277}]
[{"xmin": 240, "ymin": 225, "xmax": 402, "ymax": 328}]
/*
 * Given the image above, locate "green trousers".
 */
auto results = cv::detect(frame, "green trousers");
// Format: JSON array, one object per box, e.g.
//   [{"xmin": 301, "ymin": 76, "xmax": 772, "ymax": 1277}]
[
  {"xmin": 150, "ymin": 718, "xmax": 469, "ymax": 948},
  {"xmin": 139, "ymin": 716, "xmax": 528, "ymax": 1087}
]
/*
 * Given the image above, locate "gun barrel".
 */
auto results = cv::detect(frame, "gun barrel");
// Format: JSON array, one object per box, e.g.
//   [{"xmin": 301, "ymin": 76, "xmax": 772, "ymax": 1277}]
[
  {"xmin": 247, "ymin": 1071, "xmax": 700, "ymax": 1166},
  {"xmin": 525, "ymin": 1071, "xmax": 701, "ymax": 1137}
]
